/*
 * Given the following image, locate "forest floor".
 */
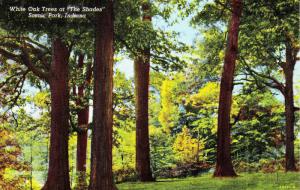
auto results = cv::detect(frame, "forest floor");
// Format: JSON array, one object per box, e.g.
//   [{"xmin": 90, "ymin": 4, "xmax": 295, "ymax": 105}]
[{"xmin": 117, "ymin": 172, "xmax": 300, "ymax": 190}]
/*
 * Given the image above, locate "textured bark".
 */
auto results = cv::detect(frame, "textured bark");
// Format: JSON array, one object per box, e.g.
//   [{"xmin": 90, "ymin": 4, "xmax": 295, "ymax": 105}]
[
  {"xmin": 134, "ymin": 56, "xmax": 153, "ymax": 181},
  {"xmin": 283, "ymin": 41, "xmax": 297, "ymax": 171},
  {"xmin": 214, "ymin": 0, "xmax": 242, "ymax": 177},
  {"xmin": 134, "ymin": 2, "xmax": 154, "ymax": 182},
  {"xmin": 42, "ymin": 38, "xmax": 71, "ymax": 190},
  {"xmin": 89, "ymin": 1, "xmax": 116, "ymax": 189},
  {"xmin": 76, "ymin": 54, "xmax": 89, "ymax": 189}
]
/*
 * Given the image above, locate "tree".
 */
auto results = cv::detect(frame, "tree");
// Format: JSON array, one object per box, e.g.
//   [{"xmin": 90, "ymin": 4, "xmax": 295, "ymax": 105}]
[
  {"xmin": 113, "ymin": 2, "xmax": 188, "ymax": 180},
  {"xmin": 43, "ymin": 38, "xmax": 71, "ymax": 190},
  {"xmin": 231, "ymin": 85, "xmax": 285, "ymax": 163},
  {"xmin": 188, "ymin": 0, "xmax": 299, "ymax": 172},
  {"xmin": 283, "ymin": 36, "xmax": 298, "ymax": 171},
  {"xmin": 134, "ymin": 2, "xmax": 155, "ymax": 181},
  {"xmin": 0, "ymin": 1, "xmax": 96, "ymax": 188},
  {"xmin": 1, "ymin": 92, "xmax": 51, "ymax": 189},
  {"xmin": 214, "ymin": 0, "xmax": 242, "ymax": 177},
  {"xmin": 0, "ymin": 36, "xmax": 71, "ymax": 189},
  {"xmin": 89, "ymin": 0, "xmax": 116, "ymax": 189},
  {"xmin": 73, "ymin": 54, "xmax": 92, "ymax": 189},
  {"xmin": 238, "ymin": 1, "xmax": 299, "ymax": 171},
  {"xmin": 0, "ymin": 127, "xmax": 29, "ymax": 189}
]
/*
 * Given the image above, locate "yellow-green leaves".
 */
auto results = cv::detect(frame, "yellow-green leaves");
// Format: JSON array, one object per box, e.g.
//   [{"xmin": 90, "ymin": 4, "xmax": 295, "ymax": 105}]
[
  {"xmin": 188, "ymin": 82, "xmax": 219, "ymax": 108},
  {"xmin": 159, "ymin": 74, "xmax": 184, "ymax": 133},
  {"xmin": 173, "ymin": 126, "xmax": 204, "ymax": 163}
]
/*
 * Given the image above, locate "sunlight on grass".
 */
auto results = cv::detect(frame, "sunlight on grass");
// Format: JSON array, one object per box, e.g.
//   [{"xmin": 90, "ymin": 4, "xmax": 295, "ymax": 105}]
[{"xmin": 117, "ymin": 172, "xmax": 300, "ymax": 190}]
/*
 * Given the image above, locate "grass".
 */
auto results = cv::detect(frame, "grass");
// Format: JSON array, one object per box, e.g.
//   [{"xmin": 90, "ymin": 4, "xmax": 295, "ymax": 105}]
[{"xmin": 117, "ymin": 172, "xmax": 300, "ymax": 190}]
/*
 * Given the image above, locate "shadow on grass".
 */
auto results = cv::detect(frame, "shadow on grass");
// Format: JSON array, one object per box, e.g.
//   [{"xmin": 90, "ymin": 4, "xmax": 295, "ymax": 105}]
[{"xmin": 155, "ymin": 180, "xmax": 183, "ymax": 183}]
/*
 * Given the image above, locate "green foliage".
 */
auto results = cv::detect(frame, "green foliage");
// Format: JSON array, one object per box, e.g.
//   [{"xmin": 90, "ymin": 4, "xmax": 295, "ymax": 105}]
[
  {"xmin": 0, "ymin": 55, "xmax": 28, "ymax": 111},
  {"xmin": 68, "ymin": 134, "xmax": 77, "ymax": 187},
  {"xmin": 231, "ymin": 86, "xmax": 285, "ymax": 163},
  {"xmin": 113, "ymin": 70, "xmax": 135, "ymax": 148},
  {"xmin": 184, "ymin": 82, "xmax": 221, "ymax": 162},
  {"xmin": 115, "ymin": 0, "xmax": 188, "ymax": 71},
  {"xmin": 149, "ymin": 126, "xmax": 175, "ymax": 176},
  {"xmin": 0, "ymin": 88, "xmax": 51, "ymax": 187},
  {"xmin": 113, "ymin": 70, "xmax": 135, "ymax": 131},
  {"xmin": 112, "ymin": 71, "xmax": 137, "ymax": 182},
  {"xmin": 234, "ymin": 158, "xmax": 285, "ymax": 173},
  {"xmin": 113, "ymin": 129, "xmax": 136, "ymax": 182},
  {"xmin": 188, "ymin": 27, "xmax": 224, "ymax": 83},
  {"xmin": 73, "ymin": 171, "xmax": 88, "ymax": 190}
]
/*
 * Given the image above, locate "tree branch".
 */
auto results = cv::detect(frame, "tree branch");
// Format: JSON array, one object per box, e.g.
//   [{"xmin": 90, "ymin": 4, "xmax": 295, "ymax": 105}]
[
  {"xmin": 0, "ymin": 48, "xmax": 20, "ymax": 62},
  {"xmin": 2, "ymin": 70, "xmax": 29, "ymax": 114},
  {"xmin": 240, "ymin": 57, "xmax": 285, "ymax": 94},
  {"xmin": 20, "ymin": 44, "xmax": 50, "ymax": 82},
  {"xmin": 0, "ymin": 37, "xmax": 51, "ymax": 82}
]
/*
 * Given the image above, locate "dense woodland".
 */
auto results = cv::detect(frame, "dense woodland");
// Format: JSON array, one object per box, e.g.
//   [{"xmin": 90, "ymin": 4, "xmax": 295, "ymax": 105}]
[{"xmin": 0, "ymin": 0, "xmax": 299, "ymax": 189}]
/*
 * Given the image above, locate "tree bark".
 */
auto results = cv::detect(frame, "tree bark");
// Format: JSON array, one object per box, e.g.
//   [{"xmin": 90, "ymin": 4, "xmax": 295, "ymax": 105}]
[
  {"xmin": 89, "ymin": 0, "xmax": 116, "ymax": 189},
  {"xmin": 283, "ymin": 41, "xmax": 297, "ymax": 171},
  {"xmin": 134, "ymin": 2, "xmax": 154, "ymax": 182},
  {"xmin": 76, "ymin": 54, "xmax": 89, "ymax": 189},
  {"xmin": 214, "ymin": 0, "xmax": 242, "ymax": 177},
  {"xmin": 42, "ymin": 38, "xmax": 71, "ymax": 190}
]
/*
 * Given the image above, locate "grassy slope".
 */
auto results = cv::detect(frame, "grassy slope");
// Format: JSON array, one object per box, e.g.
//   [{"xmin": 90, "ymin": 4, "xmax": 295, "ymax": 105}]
[{"xmin": 117, "ymin": 172, "xmax": 300, "ymax": 190}]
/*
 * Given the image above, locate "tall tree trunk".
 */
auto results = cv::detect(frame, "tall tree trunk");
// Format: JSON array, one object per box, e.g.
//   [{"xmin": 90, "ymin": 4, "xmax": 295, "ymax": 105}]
[
  {"xmin": 89, "ymin": 0, "xmax": 116, "ymax": 189},
  {"xmin": 76, "ymin": 54, "xmax": 89, "ymax": 189},
  {"xmin": 43, "ymin": 38, "xmax": 71, "ymax": 190},
  {"xmin": 214, "ymin": 0, "xmax": 242, "ymax": 177},
  {"xmin": 134, "ymin": 2, "xmax": 154, "ymax": 182},
  {"xmin": 283, "ymin": 41, "xmax": 296, "ymax": 171}
]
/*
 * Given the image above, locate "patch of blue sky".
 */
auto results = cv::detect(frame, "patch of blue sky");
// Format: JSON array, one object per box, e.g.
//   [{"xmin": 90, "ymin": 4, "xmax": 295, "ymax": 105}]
[{"xmin": 115, "ymin": 13, "xmax": 198, "ymax": 78}]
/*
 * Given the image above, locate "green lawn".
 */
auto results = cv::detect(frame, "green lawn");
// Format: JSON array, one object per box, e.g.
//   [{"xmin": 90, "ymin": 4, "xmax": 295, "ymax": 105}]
[{"xmin": 117, "ymin": 172, "xmax": 300, "ymax": 190}]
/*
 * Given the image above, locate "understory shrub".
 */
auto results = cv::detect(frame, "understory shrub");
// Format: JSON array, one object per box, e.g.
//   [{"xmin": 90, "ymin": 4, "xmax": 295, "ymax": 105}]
[
  {"xmin": 114, "ymin": 168, "xmax": 137, "ymax": 183},
  {"xmin": 159, "ymin": 162, "xmax": 212, "ymax": 178}
]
